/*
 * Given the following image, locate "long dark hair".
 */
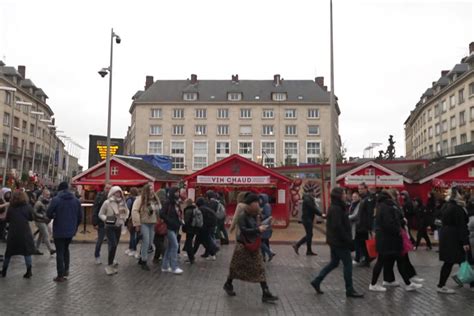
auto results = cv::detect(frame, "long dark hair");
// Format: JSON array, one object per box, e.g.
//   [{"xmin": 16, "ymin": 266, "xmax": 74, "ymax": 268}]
[{"xmin": 10, "ymin": 191, "xmax": 29, "ymax": 207}]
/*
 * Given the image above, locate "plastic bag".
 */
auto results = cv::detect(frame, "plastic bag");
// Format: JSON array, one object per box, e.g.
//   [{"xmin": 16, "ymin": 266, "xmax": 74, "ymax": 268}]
[
  {"xmin": 456, "ymin": 256, "xmax": 474, "ymax": 284},
  {"xmin": 366, "ymin": 238, "xmax": 378, "ymax": 258}
]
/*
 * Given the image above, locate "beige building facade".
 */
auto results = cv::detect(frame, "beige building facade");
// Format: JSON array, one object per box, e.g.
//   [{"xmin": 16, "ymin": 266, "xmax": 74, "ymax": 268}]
[
  {"xmin": 124, "ymin": 74, "xmax": 341, "ymax": 174},
  {"xmin": 405, "ymin": 43, "xmax": 474, "ymax": 159}
]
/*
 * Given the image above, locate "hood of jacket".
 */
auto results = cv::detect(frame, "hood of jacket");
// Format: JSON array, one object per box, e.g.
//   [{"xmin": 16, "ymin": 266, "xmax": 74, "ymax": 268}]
[
  {"xmin": 167, "ymin": 187, "xmax": 180, "ymax": 204},
  {"xmin": 259, "ymin": 193, "xmax": 269, "ymax": 205},
  {"xmin": 0, "ymin": 187, "xmax": 11, "ymax": 200},
  {"xmin": 108, "ymin": 186, "xmax": 124, "ymax": 199},
  {"xmin": 57, "ymin": 190, "xmax": 75, "ymax": 200},
  {"xmin": 377, "ymin": 191, "xmax": 392, "ymax": 204}
]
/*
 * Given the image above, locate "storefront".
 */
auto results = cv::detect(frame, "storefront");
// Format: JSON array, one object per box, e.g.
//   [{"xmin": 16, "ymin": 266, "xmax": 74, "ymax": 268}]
[{"xmin": 184, "ymin": 154, "xmax": 292, "ymax": 228}]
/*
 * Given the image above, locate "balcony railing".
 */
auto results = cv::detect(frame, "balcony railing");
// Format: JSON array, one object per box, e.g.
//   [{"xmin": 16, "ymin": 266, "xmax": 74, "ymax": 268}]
[{"xmin": 419, "ymin": 142, "xmax": 474, "ymax": 159}]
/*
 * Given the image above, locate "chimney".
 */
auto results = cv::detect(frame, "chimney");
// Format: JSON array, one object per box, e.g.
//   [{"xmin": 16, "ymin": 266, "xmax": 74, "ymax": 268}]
[
  {"xmin": 231, "ymin": 74, "xmax": 239, "ymax": 83},
  {"xmin": 441, "ymin": 70, "xmax": 449, "ymax": 77},
  {"xmin": 190, "ymin": 74, "xmax": 198, "ymax": 84},
  {"xmin": 17, "ymin": 65, "xmax": 26, "ymax": 79},
  {"xmin": 273, "ymin": 74, "xmax": 281, "ymax": 86},
  {"xmin": 315, "ymin": 76, "xmax": 325, "ymax": 87},
  {"xmin": 145, "ymin": 76, "xmax": 154, "ymax": 90},
  {"xmin": 469, "ymin": 42, "xmax": 474, "ymax": 54}
]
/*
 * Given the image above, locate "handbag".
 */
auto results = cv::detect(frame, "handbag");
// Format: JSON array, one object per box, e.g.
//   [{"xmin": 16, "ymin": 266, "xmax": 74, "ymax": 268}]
[
  {"xmin": 155, "ymin": 219, "xmax": 168, "ymax": 236},
  {"xmin": 401, "ymin": 228, "xmax": 414, "ymax": 256},
  {"xmin": 365, "ymin": 237, "xmax": 378, "ymax": 258},
  {"xmin": 105, "ymin": 216, "xmax": 117, "ymax": 226},
  {"xmin": 242, "ymin": 235, "xmax": 262, "ymax": 252}
]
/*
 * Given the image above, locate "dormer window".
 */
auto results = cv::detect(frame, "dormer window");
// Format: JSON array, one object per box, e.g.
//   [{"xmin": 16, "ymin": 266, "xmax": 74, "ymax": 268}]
[
  {"xmin": 183, "ymin": 92, "xmax": 198, "ymax": 101},
  {"xmin": 227, "ymin": 92, "xmax": 242, "ymax": 101},
  {"xmin": 272, "ymin": 92, "xmax": 287, "ymax": 101}
]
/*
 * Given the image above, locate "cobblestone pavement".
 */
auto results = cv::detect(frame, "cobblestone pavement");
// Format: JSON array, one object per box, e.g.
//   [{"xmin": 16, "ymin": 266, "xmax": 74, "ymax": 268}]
[{"xmin": 0, "ymin": 242, "xmax": 472, "ymax": 316}]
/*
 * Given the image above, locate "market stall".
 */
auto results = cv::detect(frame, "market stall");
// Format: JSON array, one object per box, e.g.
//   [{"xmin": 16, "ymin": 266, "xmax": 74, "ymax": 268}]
[{"xmin": 184, "ymin": 154, "xmax": 292, "ymax": 228}]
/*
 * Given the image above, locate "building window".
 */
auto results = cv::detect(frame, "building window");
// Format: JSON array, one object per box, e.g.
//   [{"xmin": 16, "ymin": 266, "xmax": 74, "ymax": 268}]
[
  {"xmin": 285, "ymin": 109, "xmax": 297, "ymax": 119},
  {"xmin": 307, "ymin": 141, "xmax": 321, "ymax": 163},
  {"xmin": 435, "ymin": 123, "xmax": 440, "ymax": 136},
  {"xmin": 450, "ymin": 95, "xmax": 456, "ymax": 108},
  {"xmin": 436, "ymin": 142, "xmax": 441, "ymax": 153},
  {"xmin": 272, "ymin": 92, "xmax": 287, "ymax": 101},
  {"xmin": 470, "ymin": 106, "xmax": 474, "ymax": 121},
  {"xmin": 195, "ymin": 108, "xmax": 207, "ymax": 119},
  {"xmin": 285, "ymin": 125, "xmax": 297, "ymax": 136},
  {"xmin": 217, "ymin": 108, "xmax": 229, "ymax": 119},
  {"xmin": 227, "ymin": 92, "xmax": 242, "ymax": 101},
  {"xmin": 450, "ymin": 116, "xmax": 456, "ymax": 129},
  {"xmin": 461, "ymin": 133, "xmax": 467, "ymax": 144},
  {"xmin": 470, "ymin": 82, "xmax": 474, "ymax": 96},
  {"xmin": 308, "ymin": 108, "xmax": 320, "ymax": 119},
  {"xmin": 441, "ymin": 120, "xmax": 447, "ymax": 133},
  {"xmin": 428, "ymin": 126, "xmax": 433, "ymax": 138},
  {"xmin": 150, "ymin": 125, "xmax": 162, "ymax": 135},
  {"xmin": 238, "ymin": 141, "xmax": 253, "ymax": 159},
  {"xmin": 240, "ymin": 108, "xmax": 252, "ymax": 119},
  {"xmin": 216, "ymin": 141, "xmax": 231, "ymax": 159},
  {"xmin": 173, "ymin": 108, "xmax": 184, "ymax": 119},
  {"xmin": 148, "ymin": 141, "xmax": 163, "ymax": 154},
  {"xmin": 239, "ymin": 125, "xmax": 252, "ymax": 136},
  {"xmin": 459, "ymin": 89, "xmax": 465, "ymax": 104},
  {"xmin": 3, "ymin": 112, "xmax": 10, "ymax": 127},
  {"xmin": 217, "ymin": 125, "xmax": 229, "ymax": 136},
  {"xmin": 261, "ymin": 141, "xmax": 276, "ymax": 168},
  {"xmin": 308, "ymin": 125, "xmax": 320, "ymax": 135},
  {"xmin": 172, "ymin": 125, "xmax": 184, "ymax": 135},
  {"xmin": 262, "ymin": 109, "xmax": 274, "ymax": 119},
  {"xmin": 441, "ymin": 100, "xmax": 447, "ymax": 113},
  {"xmin": 171, "ymin": 141, "xmax": 185, "ymax": 170},
  {"xmin": 193, "ymin": 141, "xmax": 208, "ymax": 170},
  {"xmin": 428, "ymin": 109, "xmax": 432, "ymax": 121},
  {"xmin": 4, "ymin": 91, "xmax": 12, "ymax": 105},
  {"xmin": 13, "ymin": 117, "xmax": 19, "ymax": 129},
  {"xmin": 30, "ymin": 124, "xmax": 35, "ymax": 136},
  {"xmin": 434, "ymin": 104, "xmax": 440, "ymax": 117},
  {"xmin": 471, "ymin": 131, "xmax": 474, "ymax": 143},
  {"xmin": 460, "ymin": 111, "xmax": 466, "ymax": 126},
  {"xmin": 284, "ymin": 142, "xmax": 298, "ymax": 166},
  {"xmin": 150, "ymin": 108, "xmax": 162, "ymax": 118},
  {"xmin": 451, "ymin": 137, "xmax": 457, "ymax": 148},
  {"xmin": 183, "ymin": 92, "xmax": 198, "ymax": 101},
  {"xmin": 262, "ymin": 125, "xmax": 274, "ymax": 136},
  {"xmin": 195, "ymin": 125, "xmax": 207, "ymax": 135}
]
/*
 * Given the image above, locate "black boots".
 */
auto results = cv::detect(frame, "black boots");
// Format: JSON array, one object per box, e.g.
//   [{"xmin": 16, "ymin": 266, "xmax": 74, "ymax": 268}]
[
  {"xmin": 223, "ymin": 281, "xmax": 236, "ymax": 296},
  {"xmin": 1, "ymin": 267, "xmax": 6, "ymax": 278},
  {"xmin": 311, "ymin": 279, "xmax": 324, "ymax": 294},
  {"xmin": 138, "ymin": 259, "xmax": 150, "ymax": 271},
  {"xmin": 262, "ymin": 288, "xmax": 279, "ymax": 303},
  {"xmin": 292, "ymin": 244, "xmax": 299, "ymax": 255},
  {"xmin": 346, "ymin": 290, "xmax": 364, "ymax": 298},
  {"xmin": 23, "ymin": 266, "xmax": 32, "ymax": 279},
  {"xmin": 306, "ymin": 251, "xmax": 317, "ymax": 256}
]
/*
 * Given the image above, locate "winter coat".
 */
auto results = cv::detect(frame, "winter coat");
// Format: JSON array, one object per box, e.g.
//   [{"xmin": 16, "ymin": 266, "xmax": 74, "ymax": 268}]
[
  {"xmin": 301, "ymin": 193, "xmax": 321, "ymax": 224},
  {"xmin": 357, "ymin": 194, "xmax": 375, "ymax": 233},
  {"xmin": 4, "ymin": 203, "xmax": 36, "ymax": 257},
  {"xmin": 92, "ymin": 191, "xmax": 108, "ymax": 227},
  {"xmin": 201, "ymin": 205, "xmax": 217, "ymax": 232},
  {"xmin": 439, "ymin": 200, "xmax": 469, "ymax": 264},
  {"xmin": 375, "ymin": 193, "xmax": 403, "ymax": 256},
  {"xmin": 326, "ymin": 197, "xmax": 353, "ymax": 250},
  {"xmin": 183, "ymin": 205, "xmax": 199, "ymax": 234},
  {"xmin": 98, "ymin": 186, "xmax": 130, "ymax": 227},
  {"xmin": 468, "ymin": 215, "xmax": 474, "ymax": 260},
  {"xmin": 348, "ymin": 200, "xmax": 360, "ymax": 239},
  {"xmin": 259, "ymin": 194, "xmax": 272, "ymax": 239},
  {"xmin": 131, "ymin": 196, "xmax": 160, "ymax": 226},
  {"xmin": 0, "ymin": 188, "xmax": 11, "ymax": 221},
  {"xmin": 230, "ymin": 203, "xmax": 246, "ymax": 236},
  {"xmin": 237, "ymin": 211, "xmax": 261, "ymax": 244},
  {"xmin": 47, "ymin": 190, "xmax": 82, "ymax": 239},
  {"xmin": 160, "ymin": 200, "xmax": 182, "ymax": 232},
  {"xmin": 33, "ymin": 199, "xmax": 50, "ymax": 224},
  {"xmin": 415, "ymin": 203, "xmax": 431, "ymax": 229}
]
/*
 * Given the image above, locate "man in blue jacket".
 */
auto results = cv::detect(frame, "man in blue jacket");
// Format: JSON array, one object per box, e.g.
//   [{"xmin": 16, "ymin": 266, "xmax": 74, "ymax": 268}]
[{"xmin": 47, "ymin": 182, "xmax": 82, "ymax": 282}]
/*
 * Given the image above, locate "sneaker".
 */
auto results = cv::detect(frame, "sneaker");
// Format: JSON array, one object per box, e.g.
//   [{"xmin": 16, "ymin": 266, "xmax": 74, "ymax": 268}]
[
  {"xmin": 352, "ymin": 260, "xmax": 359, "ymax": 265},
  {"xmin": 113, "ymin": 268, "xmax": 119, "ymax": 274},
  {"xmin": 382, "ymin": 281, "xmax": 400, "ymax": 287},
  {"xmin": 95, "ymin": 257, "xmax": 102, "ymax": 265},
  {"xmin": 405, "ymin": 283, "xmax": 423, "ymax": 292},
  {"xmin": 113, "ymin": 260, "xmax": 119, "ymax": 267},
  {"xmin": 125, "ymin": 249, "xmax": 131, "ymax": 255},
  {"xmin": 105, "ymin": 266, "xmax": 115, "ymax": 275},
  {"xmin": 410, "ymin": 276, "xmax": 424, "ymax": 283},
  {"xmin": 206, "ymin": 255, "xmax": 217, "ymax": 261},
  {"xmin": 437, "ymin": 286, "xmax": 455, "ymax": 294},
  {"xmin": 128, "ymin": 251, "xmax": 136, "ymax": 257},
  {"xmin": 53, "ymin": 276, "xmax": 67, "ymax": 283},
  {"xmin": 134, "ymin": 253, "xmax": 141, "ymax": 259},
  {"xmin": 172, "ymin": 268, "xmax": 183, "ymax": 275},
  {"xmin": 369, "ymin": 284, "xmax": 387, "ymax": 292},
  {"xmin": 161, "ymin": 267, "xmax": 172, "ymax": 273}
]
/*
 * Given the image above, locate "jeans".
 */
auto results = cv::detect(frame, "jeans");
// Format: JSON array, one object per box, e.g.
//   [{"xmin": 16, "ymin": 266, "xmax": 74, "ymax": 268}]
[
  {"xmin": 261, "ymin": 238, "xmax": 273, "ymax": 258},
  {"xmin": 216, "ymin": 219, "xmax": 229, "ymax": 242},
  {"xmin": 105, "ymin": 225, "xmax": 121, "ymax": 266},
  {"xmin": 296, "ymin": 221, "xmax": 314, "ymax": 253},
  {"xmin": 54, "ymin": 238, "xmax": 72, "ymax": 277},
  {"xmin": 184, "ymin": 232, "xmax": 196, "ymax": 262},
  {"xmin": 128, "ymin": 224, "xmax": 137, "ymax": 251},
  {"xmin": 2, "ymin": 255, "xmax": 32, "ymax": 271},
  {"xmin": 153, "ymin": 234, "xmax": 166, "ymax": 260},
  {"xmin": 312, "ymin": 246, "xmax": 354, "ymax": 293},
  {"xmin": 354, "ymin": 231, "xmax": 369, "ymax": 263},
  {"xmin": 194, "ymin": 229, "xmax": 217, "ymax": 256},
  {"xmin": 35, "ymin": 222, "xmax": 53, "ymax": 251},
  {"xmin": 140, "ymin": 223, "xmax": 155, "ymax": 262},
  {"xmin": 94, "ymin": 226, "xmax": 105, "ymax": 258},
  {"xmin": 0, "ymin": 219, "xmax": 6, "ymax": 240},
  {"xmin": 162, "ymin": 230, "xmax": 179, "ymax": 271}
]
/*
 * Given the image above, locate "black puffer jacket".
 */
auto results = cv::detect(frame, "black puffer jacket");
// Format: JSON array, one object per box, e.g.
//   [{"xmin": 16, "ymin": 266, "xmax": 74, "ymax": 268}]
[
  {"xmin": 326, "ymin": 197, "xmax": 353, "ymax": 250},
  {"xmin": 439, "ymin": 200, "xmax": 469, "ymax": 264},
  {"xmin": 301, "ymin": 193, "xmax": 321, "ymax": 223},
  {"xmin": 356, "ymin": 194, "xmax": 374, "ymax": 233},
  {"xmin": 160, "ymin": 188, "xmax": 182, "ymax": 232},
  {"xmin": 237, "ymin": 211, "xmax": 261, "ymax": 244},
  {"xmin": 375, "ymin": 192, "xmax": 402, "ymax": 256}
]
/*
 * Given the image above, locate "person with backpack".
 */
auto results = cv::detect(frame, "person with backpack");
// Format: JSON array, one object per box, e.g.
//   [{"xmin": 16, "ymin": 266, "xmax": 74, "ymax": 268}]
[
  {"xmin": 125, "ymin": 187, "xmax": 139, "ymax": 257},
  {"xmin": 207, "ymin": 191, "xmax": 229, "ymax": 246},
  {"xmin": 92, "ymin": 184, "xmax": 111, "ymax": 265},
  {"xmin": 259, "ymin": 194, "xmax": 275, "ymax": 262},
  {"xmin": 183, "ymin": 198, "xmax": 202, "ymax": 264},
  {"xmin": 160, "ymin": 187, "xmax": 183, "ymax": 274},
  {"xmin": 33, "ymin": 189, "xmax": 55, "ymax": 256},
  {"xmin": 194, "ymin": 197, "xmax": 218, "ymax": 260},
  {"xmin": 0, "ymin": 188, "xmax": 12, "ymax": 243}
]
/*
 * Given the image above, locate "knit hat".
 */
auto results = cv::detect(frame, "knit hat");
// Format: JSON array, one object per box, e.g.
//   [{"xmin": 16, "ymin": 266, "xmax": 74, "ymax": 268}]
[
  {"xmin": 58, "ymin": 182, "xmax": 69, "ymax": 191},
  {"xmin": 244, "ymin": 193, "xmax": 259, "ymax": 205}
]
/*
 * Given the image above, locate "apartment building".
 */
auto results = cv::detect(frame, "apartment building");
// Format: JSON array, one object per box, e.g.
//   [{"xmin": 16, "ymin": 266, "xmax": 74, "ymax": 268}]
[
  {"xmin": 0, "ymin": 62, "xmax": 71, "ymax": 182},
  {"xmin": 124, "ymin": 74, "xmax": 341, "ymax": 174},
  {"xmin": 405, "ymin": 42, "xmax": 474, "ymax": 159}
]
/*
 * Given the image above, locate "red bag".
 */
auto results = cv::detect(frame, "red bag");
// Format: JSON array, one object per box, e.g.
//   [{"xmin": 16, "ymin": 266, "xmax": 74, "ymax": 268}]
[
  {"xmin": 243, "ymin": 236, "xmax": 262, "ymax": 252},
  {"xmin": 401, "ymin": 229, "xmax": 413, "ymax": 256},
  {"xmin": 154, "ymin": 220, "xmax": 168, "ymax": 236},
  {"xmin": 365, "ymin": 238, "xmax": 378, "ymax": 258}
]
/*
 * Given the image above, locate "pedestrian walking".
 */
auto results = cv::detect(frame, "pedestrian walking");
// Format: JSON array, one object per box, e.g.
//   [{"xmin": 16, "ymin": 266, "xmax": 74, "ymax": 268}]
[
  {"xmin": 98, "ymin": 186, "xmax": 129, "ymax": 275},
  {"xmin": 160, "ymin": 187, "xmax": 183, "ymax": 275},
  {"xmin": 183, "ymin": 198, "xmax": 202, "ymax": 264},
  {"xmin": 206, "ymin": 190, "xmax": 228, "ymax": 246},
  {"xmin": 354, "ymin": 183, "xmax": 375, "ymax": 267},
  {"xmin": 293, "ymin": 183, "xmax": 322, "ymax": 256},
  {"xmin": 259, "ymin": 194, "xmax": 275, "ymax": 262},
  {"xmin": 0, "ymin": 188, "xmax": 12, "ymax": 242},
  {"xmin": 414, "ymin": 197, "xmax": 432, "ymax": 250},
  {"xmin": 33, "ymin": 189, "xmax": 56, "ymax": 256},
  {"xmin": 437, "ymin": 187, "xmax": 470, "ymax": 294},
  {"xmin": 1, "ymin": 191, "xmax": 35, "ymax": 278},
  {"xmin": 46, "ymin": 182, "xmax": 82, "ymax": 282},
  {"xmin": 229, "ymin": 192, "xmax": 248, "ymax": 238},
  {"xmin": 194, "ymin": 197, "xmax": 218, "ymax": 260},
  {"xmin": 92, "ymin": 184, "xmax": 111, "ymax": 265},
  {"xmin": 348, "ymin": 192, "xmax": 361, "ymax": 263},
  {"xmin": 310, "ymin": 187, "xmax": 364, "ymax": 298},
  {"xmin": 400, "ymin": 191, "xmax": 416, "ymax": 244},
  {"xmin": 125, "ymin": 187, "xmax": 139, "ymax": 257},
  {"xmin": 223, "ymin": 193, "xmax": 279, "ymax": 303},
  {"xmin": 132, "ymin": 184, "xmax": 160, "ymax": 271}
]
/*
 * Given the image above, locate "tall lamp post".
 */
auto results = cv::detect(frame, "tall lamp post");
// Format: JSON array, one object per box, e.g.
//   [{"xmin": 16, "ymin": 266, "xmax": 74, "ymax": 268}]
[
  {"xmin": 18, "ymin": 101, "xmax": 33, "ymax": 177},
  {"xmin": 0, "ymin": 86, "xmax": 17, "ymax": 186},
  {"xmin": 329, "ymin": 0, "xmax": 337, "ymax": 189},
  {"xmin": 30, "ymin": 111, "xmax": 44, "ymax": 175},
  {"xmin": 98, "ymin": 28, "xmax": 121, "ymax": 184}
]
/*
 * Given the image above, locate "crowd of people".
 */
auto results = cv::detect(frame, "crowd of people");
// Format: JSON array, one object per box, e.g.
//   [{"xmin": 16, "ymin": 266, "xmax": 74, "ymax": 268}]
[{"xmin": 0, "ymin": 179, "xmax": 474, "ymax": 303}]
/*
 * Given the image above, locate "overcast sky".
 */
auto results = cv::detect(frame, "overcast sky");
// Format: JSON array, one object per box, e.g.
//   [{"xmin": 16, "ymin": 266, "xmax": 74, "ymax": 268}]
[{"xmin": 0, "ymin": 0, "xmax": 473, "ymax": 168}]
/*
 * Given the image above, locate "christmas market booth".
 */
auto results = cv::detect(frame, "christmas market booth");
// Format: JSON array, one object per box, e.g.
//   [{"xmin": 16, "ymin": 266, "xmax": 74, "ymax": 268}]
[{"xmin": 184, "ymin": 154, "xmax": 292, "ymax": 228}]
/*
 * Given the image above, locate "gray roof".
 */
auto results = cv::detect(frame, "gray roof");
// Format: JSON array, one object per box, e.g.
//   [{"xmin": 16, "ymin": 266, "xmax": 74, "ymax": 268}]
[
  {"xmin": 117, "ymin": 156, "xmax": 181, "ymax": 182},
  {"xmin": 20, "ymin": 79, "xmax": 37, "ymax": 89},
  {"xmin": 34, "ymin": 88, "xmax": 48, "ymax": 98},
  {"xmin": 422, "ymin": 88, "xmax": 434, "ymax": 97},
  {"xmin": 134, "ymin": 79, "xmax": 331, "ymax": 103},
  {"xmin": 436, "ymin": 76, "xmax": 449, "ymax": 86},
  {"xmin": 447, "ymin": 63, "xmax": 468, "ymax": 76},
  {"xmin": 132, "ymin": 90, "xmax": 144, "ymax": 100},
  {"xmin": 0, "ymin": 66, "xmax": 22, "ymax": 77},
  {"xmin": 0, "ymin": 61, "xmax": 5, "ymax": 67}
]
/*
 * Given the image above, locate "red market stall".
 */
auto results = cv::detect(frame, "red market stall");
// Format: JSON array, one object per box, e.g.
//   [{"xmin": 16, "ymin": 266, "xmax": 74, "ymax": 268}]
[{"xmin": 184, "ymin": 154, "xmax": 292, "ymax": 228}]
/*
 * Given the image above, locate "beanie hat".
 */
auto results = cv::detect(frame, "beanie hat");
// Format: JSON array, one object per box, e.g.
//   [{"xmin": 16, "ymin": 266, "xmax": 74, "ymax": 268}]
[
  {"xmin": 244, "ymin": 193, "xmax": 259, "ymax": 205},
  {"xmin": 58, "ymin": 182, "xmax": 69, "ymax": 191}
]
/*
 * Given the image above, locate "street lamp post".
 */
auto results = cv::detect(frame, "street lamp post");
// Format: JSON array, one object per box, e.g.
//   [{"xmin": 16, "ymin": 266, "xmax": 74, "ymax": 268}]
[
  {"xmin": 30, "ymin": 111, "xmax": 44, "ymax": 175},
  {"xmin": 329, "ymin": 0, "xmax": 337, "ymax": 189},
  {"xmin": 98, "ymin": 28, "xmax": 121, "ymax": 185},
  {"xmin": 0, "ymin": 86, "xmax": 17, "ymax": 186},
  {"xmin": 18, "ymin": 101, "xmax": 33, "ymax": 177}
]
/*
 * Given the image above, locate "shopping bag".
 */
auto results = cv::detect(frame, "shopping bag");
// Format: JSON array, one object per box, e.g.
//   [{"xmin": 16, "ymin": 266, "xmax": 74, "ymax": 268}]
[
  {"xmin": 433, "ymin": 230, "xmax": 439, "ymax": 241},
  {"xmin": 365, "ymin": 238, "xmax": 378, "ymax": 258},
  {"xmin": 456, "ymin": 255, "xmax": 474, "ymax": 284},
  {"xmin": 401, "ymin": 229, "xmax": 414, "ymax": 256}
]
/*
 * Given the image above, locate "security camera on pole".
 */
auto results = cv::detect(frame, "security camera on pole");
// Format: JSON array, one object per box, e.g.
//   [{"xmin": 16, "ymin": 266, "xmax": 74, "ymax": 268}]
[{"xmin": 98, "ymin": 28, "xmax": 121, "ymax": 184}]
